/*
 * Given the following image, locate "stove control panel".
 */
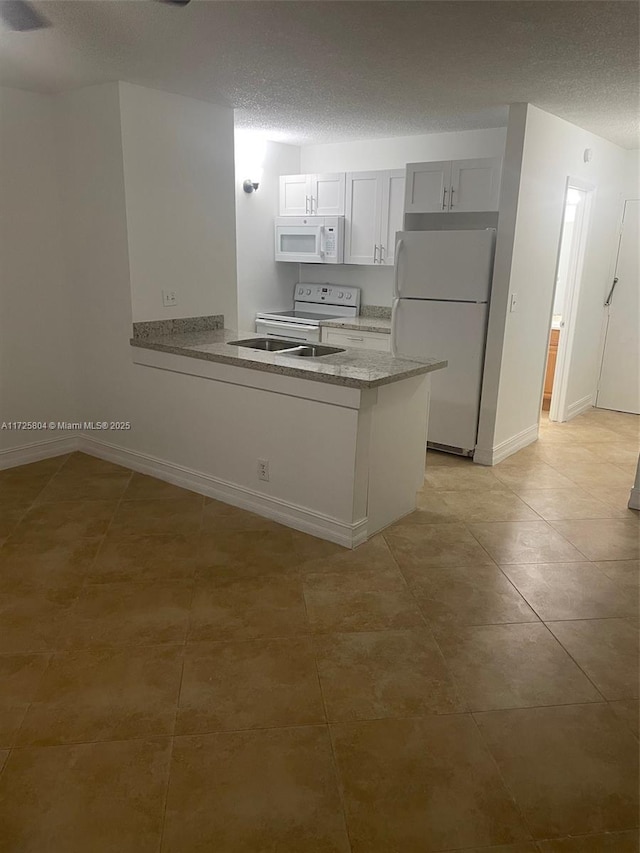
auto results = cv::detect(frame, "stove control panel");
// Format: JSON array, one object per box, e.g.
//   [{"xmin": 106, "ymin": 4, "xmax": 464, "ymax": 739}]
[{"xmin": 294, "ymin": 284, "xmax": 361, "ymax": 308}]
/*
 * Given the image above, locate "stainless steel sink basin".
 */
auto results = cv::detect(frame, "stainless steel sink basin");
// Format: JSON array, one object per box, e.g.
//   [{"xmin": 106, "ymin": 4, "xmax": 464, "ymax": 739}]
[
  {"xmin": 290, "ymin": 345, "xmax": 344, "ymax": 357},
  {"xmin": 229, "ymin": 338, "xmax": 301, "ymax": 352},
  {"xmin": 229, "ymin": 338, "xmax": 345, "ymax": 358}
]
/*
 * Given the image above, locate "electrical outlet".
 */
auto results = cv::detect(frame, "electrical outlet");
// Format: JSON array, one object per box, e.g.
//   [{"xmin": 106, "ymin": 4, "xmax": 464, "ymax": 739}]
[
  {"xmin": 162, "ymin": 290, "xmax": 178, "ymax": 307},
  {"xmin": 509, "ymin": 293, "xmax": 518, "ymax": 313},
  {"xmin": 257, "ymin": 459, "xmax": 270, "ymax": 482}
]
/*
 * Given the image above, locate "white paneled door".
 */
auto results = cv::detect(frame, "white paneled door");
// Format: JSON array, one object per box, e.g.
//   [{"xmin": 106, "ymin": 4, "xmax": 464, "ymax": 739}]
[{"xmin": 597, "ymin": 199, "xmax": 640, "ymax": 415}]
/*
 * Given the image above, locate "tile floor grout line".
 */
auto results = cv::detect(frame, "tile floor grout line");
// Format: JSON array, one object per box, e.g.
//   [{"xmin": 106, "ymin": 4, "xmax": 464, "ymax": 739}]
[
  {"xmin": 303, "ymin": 585, "xmax": 355, "ymax": 853},
  {"xmin": 537, "ymin": 620, "xmax": 609, "ymax": 702},
  {"xmin": 157, "ymin": 643, "xmax": 188, "ymax": 853},
  {"xmin": 8, "ymin": 701, "xmax": 631, "ymax": 754},
  {"xmin": 467, "ymin": 709, "xmax": 540, "ymax": 845}
]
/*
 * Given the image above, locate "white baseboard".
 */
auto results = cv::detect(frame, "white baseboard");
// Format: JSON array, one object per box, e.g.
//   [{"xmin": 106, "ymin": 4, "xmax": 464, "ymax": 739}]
[
  {"xmin": 0, "ymin": 434, "xmax": 370, "ymax": 547},
  {"xmin": 80, "ymin": 436, "xmax": 365, "ymax": 548},
  {"xmin": 566, "ymin": 394, "xmax": 594, "ymax": 422},
  {"xmin": 473, "ymin": 423, "xmax": 539, "ymax": 466},
  {"xmin": 629, "ymin": 487, "xmax": 640, "ymax": 512},
  {"xmin": 0, "ymin": 436, "xmax": 79, "ymax": 470}
]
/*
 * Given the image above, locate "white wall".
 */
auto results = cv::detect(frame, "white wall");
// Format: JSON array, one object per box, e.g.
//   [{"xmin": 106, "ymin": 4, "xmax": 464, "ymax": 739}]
[
  {"xmin": 625, "ymin": 149, "xmax": 640, "ymax": 197},
  {"xmin": 235, "ymin": 137, "xmax": 300, "ymax": 331},
  {"xmin": 0, "ymin": 88, "xmax": 78, "ymax": 454},
  {"xmin": 57, "ymin": 82, "xmax": 245, "ymax": 475},
  {"xmin": 119, "ymin": 83, "xmax": 237, "ymax": 325},
  {"xmin": 301, "ymin": 127, "xmax": 507, "ymax": 173},
  {"xmin": 477, "ymin": 104, "xmax": 629, "ymax": 462},
  {"xmin": 299, "ymin": 127, "xmax": 507, "ymax": 307}
]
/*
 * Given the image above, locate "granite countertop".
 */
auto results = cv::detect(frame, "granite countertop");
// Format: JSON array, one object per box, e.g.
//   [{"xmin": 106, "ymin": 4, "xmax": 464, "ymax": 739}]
[
  {"xmin": 130, "ymin": 327, "xmax": 446, "ymax": 390},
  {"xmin": 321, "ymin": 316, "xmax": 392, "ymax": 334}
]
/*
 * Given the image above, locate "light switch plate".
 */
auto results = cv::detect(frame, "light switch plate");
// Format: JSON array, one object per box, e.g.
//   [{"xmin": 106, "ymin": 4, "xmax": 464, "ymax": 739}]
[
  {"xmin": 509, "ymin": 293, "xmax": 518, "ymax": 313},
  {"xmin": 162, "ymin": 290, "xmax": 178, "ymax": 307}
]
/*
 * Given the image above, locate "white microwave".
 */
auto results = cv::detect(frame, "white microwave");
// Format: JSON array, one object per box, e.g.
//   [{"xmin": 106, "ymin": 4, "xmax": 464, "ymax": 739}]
[{"xmin": 274, "ymin": 216, "xmax": 344, "ymax": 264}]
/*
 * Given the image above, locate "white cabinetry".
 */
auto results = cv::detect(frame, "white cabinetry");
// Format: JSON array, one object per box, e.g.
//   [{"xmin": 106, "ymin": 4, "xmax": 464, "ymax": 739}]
[
  {"xmin": 405, "ymin": 161, "xmax": 451, "ymax": 213},
  {"xmin": 344, "ymin": 170, "xmax": 405, "ymax": 266},
  {"xmin": 279, "ymin": 173, "xmax": 345, "ymax": 216},
  {"xmin": 322, "ymin": 326, "xmax": 391, "ymax": 352},
  {"xmin": 405, "ymin": 157, "xmax": 501, "ymax": 213}
]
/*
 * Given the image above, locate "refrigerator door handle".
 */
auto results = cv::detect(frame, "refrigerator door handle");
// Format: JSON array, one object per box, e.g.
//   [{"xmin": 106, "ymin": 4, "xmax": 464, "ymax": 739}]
[
  {"xmin": 390, "ymin": 298, "xmax": 399, "ymax": 357},
  {"xmin": 394, "ymin": 238, "xmax": 405, "ymax": 298}
]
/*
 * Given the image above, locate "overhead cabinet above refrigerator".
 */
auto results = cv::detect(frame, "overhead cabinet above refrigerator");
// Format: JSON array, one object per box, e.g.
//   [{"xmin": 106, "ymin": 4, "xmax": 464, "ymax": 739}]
[
  {"xmin": 392, "ymin": 229, "xmax": 496, "ymax": 456},
  {"xmin": 404, "ymin": 157, "xmax": 502, "ymax": 213}
]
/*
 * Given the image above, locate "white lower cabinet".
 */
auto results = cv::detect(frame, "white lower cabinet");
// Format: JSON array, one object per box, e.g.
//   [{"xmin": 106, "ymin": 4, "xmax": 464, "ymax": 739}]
[{"xmin": 322, "ymin": 326, "xmax": 391, "ymax": 352}]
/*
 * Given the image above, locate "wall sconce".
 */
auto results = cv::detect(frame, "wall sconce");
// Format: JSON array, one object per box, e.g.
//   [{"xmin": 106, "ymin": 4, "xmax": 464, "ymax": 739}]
[{"xmin": 243, "ymin": 179, "xmax": 259, "ymax": 193}]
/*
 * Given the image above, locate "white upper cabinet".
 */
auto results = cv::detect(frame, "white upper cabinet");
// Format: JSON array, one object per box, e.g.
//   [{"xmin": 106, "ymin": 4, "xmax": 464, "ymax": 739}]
[
  {"xmin": 404, "ymin": 157, "xmax": 501, "ymax": 213},
  {"xmin": 405, "ymin": 161, "xmax": 451, "ymax": 213},
  {"xmin": 312, "ymin": 173, "xmax": 346, "ymax": 216},
  {"xmin": 449, "ymin": 158, "xmax": 502, "ymax": 212},
  {"xmin": 279, "ymin": 173, "xmax": 345, "ymax": 216},
  {"xmin": 344, "ymin": 172, "xmax": 382, "ymax": 265},
  {"xmin": 279, "ymin": 174, "xmax": 310, "ymax": 216},
  {"xmin": 380, "ymin": 170, "xmax": 406, "ymax": 266},
  {"xmin": 344, "ymin": 170, "xmax": 405, "ymax": 266}
]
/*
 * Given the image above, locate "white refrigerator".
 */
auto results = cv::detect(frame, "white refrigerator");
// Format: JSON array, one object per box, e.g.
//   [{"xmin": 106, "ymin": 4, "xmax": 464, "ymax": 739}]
[{"xmin": 391, "ymin": 229, "xmax": 495, "ymax": 455}]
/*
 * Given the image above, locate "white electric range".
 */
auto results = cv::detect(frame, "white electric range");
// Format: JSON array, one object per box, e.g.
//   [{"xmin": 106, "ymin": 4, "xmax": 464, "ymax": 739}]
[{"xmin": 256, "ymin": 284, "xmax": 361, "ymax": 343}]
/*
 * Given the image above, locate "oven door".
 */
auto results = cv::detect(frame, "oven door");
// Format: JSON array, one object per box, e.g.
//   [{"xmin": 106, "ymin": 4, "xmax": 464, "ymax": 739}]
[
  {"xmin": 274, "ymin": 222, "xmax": 323, "ymax": 263},
  {"xmin": 255, "ymin": 319, "xmax": 320, "ymax": 343}
]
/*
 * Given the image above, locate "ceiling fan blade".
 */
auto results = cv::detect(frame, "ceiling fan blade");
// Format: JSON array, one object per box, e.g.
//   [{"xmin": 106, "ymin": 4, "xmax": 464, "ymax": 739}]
[{"xmin": 0, "ymin": 0, "xmax": 50, "ymax": 31}]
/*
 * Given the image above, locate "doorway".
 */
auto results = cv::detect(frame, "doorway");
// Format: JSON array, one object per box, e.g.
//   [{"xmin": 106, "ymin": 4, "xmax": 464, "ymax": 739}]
[
  {"xmin": 542, "ymin": 181, "xmax": 593, "ymax": 422},
  {"xmin": 596, "ymin": 198, "xmax": 640, "ymax": 414}
]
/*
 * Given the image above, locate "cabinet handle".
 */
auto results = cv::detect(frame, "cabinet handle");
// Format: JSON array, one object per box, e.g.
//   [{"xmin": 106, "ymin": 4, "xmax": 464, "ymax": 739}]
[
  {"xmin": 373, "ymin": 244, "xmax": 379, "ymax": 264},
  {"xmin": 305, "ymin": 196, "xmax": 310, "ymax": 214},
  {"xmin": 442, "ymin": 187, "xmax": 448, "ymax": 210},
  {"xmin": 347, "ymin": 336, "xmax": 364, "ymax": 342},
  {"xmin": 310, "ymin": 196, "xmax": 315, "ymax": 214},
  {"xmin": 449, "ymin": 187, "xmax": 455, "ymax": 209},
  {"xmin": 380, "ymin": 244, "xmax": 385, "ymax": 264}
]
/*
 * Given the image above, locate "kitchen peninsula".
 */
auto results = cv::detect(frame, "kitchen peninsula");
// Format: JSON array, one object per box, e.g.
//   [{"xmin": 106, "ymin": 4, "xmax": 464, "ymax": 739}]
[{"xmin": 131, "ymin": 319, "xmax": 446, "ymax": 547}]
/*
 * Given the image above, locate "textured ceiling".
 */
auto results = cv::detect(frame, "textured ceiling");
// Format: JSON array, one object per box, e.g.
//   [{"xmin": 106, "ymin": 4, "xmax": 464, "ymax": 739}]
[{"xmin": 0, "ymin": 1, "xmax": 638, "ymax": 148}]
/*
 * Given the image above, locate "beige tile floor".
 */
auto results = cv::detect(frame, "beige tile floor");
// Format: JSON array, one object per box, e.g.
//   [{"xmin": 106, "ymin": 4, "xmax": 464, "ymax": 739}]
[{"xmin": 0, "ymin": 406, "xmax": 638, "ymax": 852}]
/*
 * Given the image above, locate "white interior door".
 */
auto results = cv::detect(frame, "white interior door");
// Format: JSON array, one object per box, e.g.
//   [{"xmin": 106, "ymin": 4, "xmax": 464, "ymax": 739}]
[
  {"xmin": 312, "ymin": 173, "xmax": 345, "ymax": 216},
  {"xmin": 597, "ymin": 199, "xmax": 640, "ymax": 414},
  {"xmin": 392, "ymin": 299, "xmax": 489, "ymax": 452},
  {"xmin": 379, "ymin": 170, "xmax": 405, "ymax": 266},
  {"xmin": 344, "ymin": 172, "xmax": 382, "ymax": 265}
]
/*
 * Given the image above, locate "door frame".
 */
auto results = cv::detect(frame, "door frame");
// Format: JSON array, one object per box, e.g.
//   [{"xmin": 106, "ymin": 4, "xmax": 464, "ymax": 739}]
[{"xmin": 548, "ymin": 177, "xmax": 596, "ymax": 422}]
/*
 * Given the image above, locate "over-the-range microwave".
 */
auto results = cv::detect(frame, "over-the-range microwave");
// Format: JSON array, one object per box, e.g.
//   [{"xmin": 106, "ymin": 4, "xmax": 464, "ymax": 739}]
[{"xmin": 274, "ymin": 216, "xmax": 344, "ymax": 264}]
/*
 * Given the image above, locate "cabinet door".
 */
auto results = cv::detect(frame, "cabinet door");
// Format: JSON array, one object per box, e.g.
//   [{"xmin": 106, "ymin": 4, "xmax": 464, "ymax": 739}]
[
  {"xmin": 404, "ymin": 161, "xmax": 451, "ymax": 213},
  {"xmin": 311, "ymin": 173, "xmax": 345, "ymax": 216},
  {"xmin": 344, "ymin": 172, "xmax": 383, "ymax": 265},
  {"xmin": 379, "ymin": 170, "xmax": 405, "ymax": 265},
  {"xmin": 449, "ymin": 158, "xmax": 502, "ymax": 212},
  {"xmin": 279, "ymin": 174, "xmax": 312, "ymax": 216}
]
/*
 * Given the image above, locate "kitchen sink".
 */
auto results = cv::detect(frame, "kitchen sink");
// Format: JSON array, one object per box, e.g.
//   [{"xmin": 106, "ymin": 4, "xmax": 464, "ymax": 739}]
[
  {"xmin": 229, "ymin": 338, "xmax": 345, "ymax": 358},
  {"xmin": 290, "ymin": 345, "xmax": 344, "ymax": 357},
  {"xmin": 229, "ymin": 338, "xmax": 300, "ymax": 352}
]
